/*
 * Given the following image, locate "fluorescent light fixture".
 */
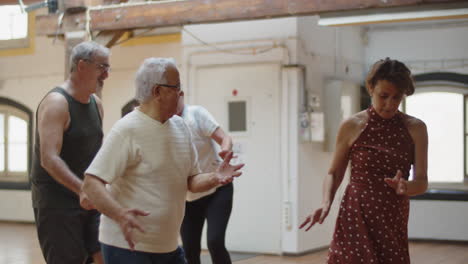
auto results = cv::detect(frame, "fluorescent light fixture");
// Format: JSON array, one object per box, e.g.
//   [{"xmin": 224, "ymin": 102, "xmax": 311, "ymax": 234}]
[
  {"xmin": 18, "ymin": 0, "xmax": 58, "ymax": 13},
  {"xmin": 319, "ymin": 4, "xmax": 468, "ymax": 26}
]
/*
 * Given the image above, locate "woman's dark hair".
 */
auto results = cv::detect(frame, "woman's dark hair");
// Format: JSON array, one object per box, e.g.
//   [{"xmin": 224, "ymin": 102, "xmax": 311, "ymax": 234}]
[{"xmin": 366, "ymin": 58, "xmax": 415, "ymax": 96}]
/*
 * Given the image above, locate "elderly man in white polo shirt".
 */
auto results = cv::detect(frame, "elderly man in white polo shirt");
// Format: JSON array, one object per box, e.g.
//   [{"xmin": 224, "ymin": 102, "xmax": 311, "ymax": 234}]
[{"xmin": 81, "ymin": 57, "xmax": 244, "ymax": 264}]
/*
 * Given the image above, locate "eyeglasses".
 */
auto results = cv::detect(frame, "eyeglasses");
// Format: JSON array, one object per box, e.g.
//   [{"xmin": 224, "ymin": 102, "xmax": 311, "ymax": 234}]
[
  {"xmin": 83, "ymin": 59, "xmax": 111, "ymax": 72},
  {"xmin": 155, "ymin": 83, "xmax": 181, "ymax": 92}
]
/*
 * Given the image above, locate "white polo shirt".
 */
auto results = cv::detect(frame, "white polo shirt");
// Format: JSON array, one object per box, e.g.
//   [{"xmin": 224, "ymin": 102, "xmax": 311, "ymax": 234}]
[
  {"xmin": 181, "ymin": 105, "xmax": 221, "ymax": 201},
  {"xmin": 85, "ymin": 109, "xmax": 201, "ymax": 253}
]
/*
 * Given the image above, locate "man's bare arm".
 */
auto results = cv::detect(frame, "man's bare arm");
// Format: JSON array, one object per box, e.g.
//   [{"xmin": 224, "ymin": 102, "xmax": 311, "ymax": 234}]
[
  {"xmin": 82, "ymin": 174, "xmax": 149, "ymax": 249},
  {"xmin": 38, "ymin": 93, "xmax": 82, "ymax": 194}
]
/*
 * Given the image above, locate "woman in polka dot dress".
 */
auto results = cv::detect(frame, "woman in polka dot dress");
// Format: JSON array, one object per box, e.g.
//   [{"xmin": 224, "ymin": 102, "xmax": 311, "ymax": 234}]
[{"xmin": 300, "ymin": 58, "xmax": 428, "ymax": 264}]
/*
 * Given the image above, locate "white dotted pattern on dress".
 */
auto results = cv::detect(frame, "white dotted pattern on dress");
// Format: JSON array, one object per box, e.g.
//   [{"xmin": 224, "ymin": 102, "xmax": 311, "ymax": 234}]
[{"xmin": 327, "ymin": 108, "xmax": 414, "ymax": 264}]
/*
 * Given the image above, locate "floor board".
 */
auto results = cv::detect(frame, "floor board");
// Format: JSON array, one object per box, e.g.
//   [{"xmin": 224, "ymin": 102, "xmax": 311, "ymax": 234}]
[{"xmin": 1, "ymin": 222, "xmax": 466, "ymax": 264}]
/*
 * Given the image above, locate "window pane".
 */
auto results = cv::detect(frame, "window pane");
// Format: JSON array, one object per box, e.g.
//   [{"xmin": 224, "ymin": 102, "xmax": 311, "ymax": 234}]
[
  {"xmin": 8, "ymin": 116, "xmax": 27, "ymax": 172},
  {"xmin": 466, "ymin": 95, "xmax": 468, "ymax": 177},
  {"xmin": 0, "ymin": 143, "xmax": 4, "ymax": 172},
  {"xmin": 466, "ymin": 135, "xmax": 468, "ymax": 177},
  {"xmin": 0, "ymin": 114, "xmax": 4, "ymax": 143},
  {"xmin": 228, "ymin": 101, "xmax": 247, "ymax": 132},
  {"xmin": 465, "ymin": 96, "xmax": 468, "ymax": 132},
  {"xmin": 8, "ymin": 143, "xmax": 27, "ymax": 172},
  {"xmin": 0, "ymin": 114, "xmax": 4, "ymax": 171},
  {"xmin": 406, "ymin": 92, "xmax": 463, "ymax": 182},
  {"xmin": 11, "ymin": 12, "xmax": 28, "ymax": 39},
  {"xmin": 0, "ymin": 5, "xmax": 27, "ymax": 40},
  {"xmin": 8, "ymin": 116, "xmax": 27, "ymax": 143}
]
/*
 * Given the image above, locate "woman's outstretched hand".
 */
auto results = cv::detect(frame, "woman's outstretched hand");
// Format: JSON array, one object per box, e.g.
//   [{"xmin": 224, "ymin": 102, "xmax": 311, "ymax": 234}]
[
  {"xmin": 215, "ymin": 151, "xmax": 244, "ymax": 185},
  {"xmin": 384, "ymin": 170, "xmax": 408, "ymax": 195},
  {"xmin": 299, "ymin": 204, "xmax": 330, "ymax": 231}
]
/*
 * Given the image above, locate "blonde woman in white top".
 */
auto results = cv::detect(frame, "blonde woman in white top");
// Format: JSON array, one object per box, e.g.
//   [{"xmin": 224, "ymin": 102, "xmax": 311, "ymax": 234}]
[{"xmin": 177, "ymin": 95, "xmax": 234, "ymax": 264}]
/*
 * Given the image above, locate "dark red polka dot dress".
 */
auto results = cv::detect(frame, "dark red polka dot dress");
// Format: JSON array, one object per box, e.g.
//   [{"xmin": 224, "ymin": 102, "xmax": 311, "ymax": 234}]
[{"xmin": 327, "ymin": 106, "xmax": 414, "ymax": 264}]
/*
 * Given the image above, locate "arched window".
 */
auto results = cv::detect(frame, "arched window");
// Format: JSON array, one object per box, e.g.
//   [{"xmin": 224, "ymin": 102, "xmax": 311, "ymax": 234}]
[
  {"xmin": 404, "ymin": 72, "xmax": 468, "ymax": 184},
  {"xmin": 0, "ymin": 98, "xmax": 32, "ymax": 189}
]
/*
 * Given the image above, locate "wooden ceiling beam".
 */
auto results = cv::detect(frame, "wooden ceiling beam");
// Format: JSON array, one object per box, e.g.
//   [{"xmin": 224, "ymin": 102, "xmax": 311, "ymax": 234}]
[
  {"xmin": 0, "ymin": 0, "xmax": 39, "ymax": 4},
  {"xmin": 35, "ymin": 0, "xmax": 468, "ymax": 36},
  {"xmin": 0, "ymin": 0, "xmax": 106, "ymax": 6},
  {"xmin": 93, "ymin": 30, "xmax": 127, "ymax": 47}
]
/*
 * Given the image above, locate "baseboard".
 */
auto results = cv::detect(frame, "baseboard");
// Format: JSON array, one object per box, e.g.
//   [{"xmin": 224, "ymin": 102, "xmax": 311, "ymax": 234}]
[
  {"xmin": 409, "ymin": 238, "xmax": 468, "ymax": 244},
  {"xmin": 282, "ymin": 245, "xmax": 329, "ymax": 256}
]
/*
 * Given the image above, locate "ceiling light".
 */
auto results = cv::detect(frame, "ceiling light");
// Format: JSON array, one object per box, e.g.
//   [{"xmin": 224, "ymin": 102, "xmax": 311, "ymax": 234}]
[{"xmin": 318, "ymin": 4, "xmax": 468, "ymax": 26}]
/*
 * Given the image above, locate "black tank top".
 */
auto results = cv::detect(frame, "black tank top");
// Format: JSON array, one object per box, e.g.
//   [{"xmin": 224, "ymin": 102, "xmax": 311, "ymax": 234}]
[{"xmin": 31, "ymin": 87, "xmax": 103, "ymax": 208}]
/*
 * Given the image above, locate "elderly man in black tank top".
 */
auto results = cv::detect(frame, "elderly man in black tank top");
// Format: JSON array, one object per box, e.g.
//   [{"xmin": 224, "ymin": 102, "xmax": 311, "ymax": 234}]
[{"xmin": 30, "ymin": 41, "xmax": 110, "ymax": 264}]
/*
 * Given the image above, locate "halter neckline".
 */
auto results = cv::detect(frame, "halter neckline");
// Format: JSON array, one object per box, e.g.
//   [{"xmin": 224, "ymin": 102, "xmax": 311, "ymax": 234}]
[{"xmin": 368, "ymin": 106, "xmax": 400, "ymax": 123}]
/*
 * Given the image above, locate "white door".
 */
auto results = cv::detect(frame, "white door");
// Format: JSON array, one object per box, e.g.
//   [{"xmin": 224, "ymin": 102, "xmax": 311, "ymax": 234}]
[{"xmin": 194, "ymin": 63, "xmax": 282, "ymax": 254}]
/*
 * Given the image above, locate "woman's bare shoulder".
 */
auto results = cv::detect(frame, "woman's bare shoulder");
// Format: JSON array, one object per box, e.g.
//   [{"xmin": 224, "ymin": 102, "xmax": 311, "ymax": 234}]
[
  {"xmin": 400, "ymin": 112, "xmax": 427, "ymax": 130},
  {"xmin": 338, "ymin": 110, "xmax": 368, "ymax": 146},
  {"xmin": 400, "ymin": 112, "xmax": 428, "ymax": 140},
  {"xmin": 342, "ymin": 110, "xmax": 368, "ymax": 130}
]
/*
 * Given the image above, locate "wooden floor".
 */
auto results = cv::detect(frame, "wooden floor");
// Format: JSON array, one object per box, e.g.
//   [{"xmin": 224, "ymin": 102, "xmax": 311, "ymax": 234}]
[{"xmin": 1, "ymin": 222, "xmax": 467, "ymax": 264}]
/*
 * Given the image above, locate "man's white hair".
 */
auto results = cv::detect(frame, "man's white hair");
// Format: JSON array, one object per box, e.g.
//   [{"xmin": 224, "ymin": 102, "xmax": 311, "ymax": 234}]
[
  {"xmin": 134, "ymin": 57, "xmax": 177, "ymax": 103},
  {"xmin": 69, "ymin": 41, "xmax": 110, "ymax": 73}
]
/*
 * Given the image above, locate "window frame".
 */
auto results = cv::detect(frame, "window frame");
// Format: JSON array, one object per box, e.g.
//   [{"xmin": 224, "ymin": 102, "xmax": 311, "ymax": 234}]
[
  {"xmin": 0, "ymin": 98, "xmax": 33, "ymax": 190},
  {"xmin": 409, "ymin": 72, "xmax": 468, "ymax": 188}
]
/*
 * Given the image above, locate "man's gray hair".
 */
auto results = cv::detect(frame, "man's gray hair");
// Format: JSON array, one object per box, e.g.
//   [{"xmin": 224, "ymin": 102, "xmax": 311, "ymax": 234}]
[
  {"xmin": 69, "ymin": 41, "xmax": 110, "ymax": 73},
  {"xmin": 134, "ymin": 57, "xmax": 177, "ymax": 103}
]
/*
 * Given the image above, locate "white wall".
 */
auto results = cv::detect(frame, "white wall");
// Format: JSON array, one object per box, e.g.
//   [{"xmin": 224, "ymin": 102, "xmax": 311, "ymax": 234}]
[
  {"xmin": 365, "ymin": 22, "xmax": 468, "ymax": 74},
  {"xmin": 296, "ymin": 16, "xmax": 365, "ymax": 253},
  {"xmin": 0, "ymin": 36, "xmax": 181, "ymax": 222},
  {"xmin": 409, "ymin": 200, "xmax": 468, "ymax": 241},
  {"xmin": 182, "ymin": 17, "xmax": 301, "ymax": 254},
  {"xmin": 183, "ymin": 17, "xmax": 298, "ymax": 46},
  {"xmin": 365, "ymin": 21, "xmax": 468, "ymax": 241}
]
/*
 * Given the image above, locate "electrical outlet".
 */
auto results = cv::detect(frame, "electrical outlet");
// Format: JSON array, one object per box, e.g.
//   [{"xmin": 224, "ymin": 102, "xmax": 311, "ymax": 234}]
[{"xmin": 283, "ymin": 201, "xmax": 292, "ymax": 230}]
